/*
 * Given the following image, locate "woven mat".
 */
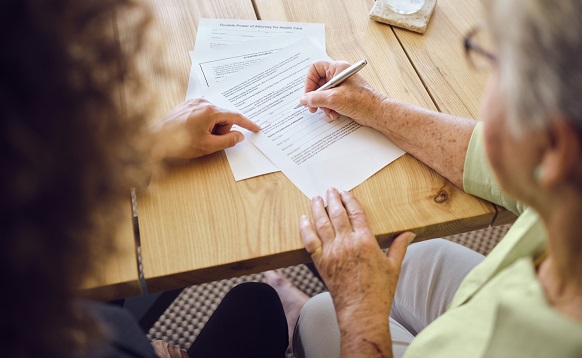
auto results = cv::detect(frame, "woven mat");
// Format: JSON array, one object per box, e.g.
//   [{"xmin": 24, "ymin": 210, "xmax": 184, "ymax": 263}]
[{"xmin": 147, "ymin": 224, "xmax": 511, "ymax": 352}]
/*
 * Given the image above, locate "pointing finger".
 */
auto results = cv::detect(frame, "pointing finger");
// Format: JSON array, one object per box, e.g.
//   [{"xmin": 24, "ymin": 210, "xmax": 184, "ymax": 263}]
[{"xmin": 215, "ymin": 110, "xmax": 260, "ymax": 132}]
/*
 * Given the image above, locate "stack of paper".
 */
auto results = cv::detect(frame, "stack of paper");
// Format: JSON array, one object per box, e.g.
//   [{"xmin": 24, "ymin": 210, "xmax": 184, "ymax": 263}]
[{"xmin": 186, "ymin": 19, "xmax": 405, "ymax": 200}]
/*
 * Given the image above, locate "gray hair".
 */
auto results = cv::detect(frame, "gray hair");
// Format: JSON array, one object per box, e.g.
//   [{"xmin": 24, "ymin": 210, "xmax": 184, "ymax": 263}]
[{"xmin": 487, "ymin": 0, "xmax": 582, "ymax": 136}]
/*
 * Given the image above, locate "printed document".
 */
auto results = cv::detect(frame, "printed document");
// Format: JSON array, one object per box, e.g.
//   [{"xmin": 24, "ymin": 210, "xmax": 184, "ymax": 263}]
[
  {"xmin": 187, "ymin": 20, "xmax": 326, "ymax": 180},
  {"xmin": 205, "ymin": 39, "xmax": 405, "ymax": 199},
  {"xmin": 190, "ymin": 35, "xmax": 323, "ymax": 90},
  {"xmin": 187, "ymin": 36, "xmax": 325, "ymax": 181},
  {"xmin": 193, "ymin": 18, "xmax": 325, "ymax": 53},
  {"xmin": 187, "ymin": 19, "xmax": 325, "ymax": 99}
]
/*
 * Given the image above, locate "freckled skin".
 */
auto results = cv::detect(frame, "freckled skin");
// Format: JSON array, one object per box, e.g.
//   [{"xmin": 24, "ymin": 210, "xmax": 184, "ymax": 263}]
[
  {"xmin": 301, "ymin": 60, "xmax": 477, "ymax": 189},
  {"xmin": 299, "ymin": 60, "xmax": 481, "ymax": 358},
  {"xmin": 300, "ymin": 58, "xmax": 582, "ymax": 357},
  {"xmin": 363, "ymin": 338, "xmax": 386, "ymax": 357},
  {"xmin": 301, "ymin": 189, "xmax": 413, "ymax": 358}
]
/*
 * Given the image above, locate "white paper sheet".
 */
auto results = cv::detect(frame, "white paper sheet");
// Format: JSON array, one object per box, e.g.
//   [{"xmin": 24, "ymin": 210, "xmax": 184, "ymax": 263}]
[
  {"xmin": 186, "ymin": 36, "xmax": 328, "ymax": 181},
  {"xmin": 205, "ymin": 39, "xmax": 406, "ymax": 199},
  {"xmin": 185, "ymin": 20, "xmax": 326, "ymax": 181},
  {"xmin": 190, "ymin": 35, "xmax": 323, "ymax": 90},
  {"xmin": 193, "ymin": 18, "xmax": 325, "ymax": 53},
  {"xmin": 187, "ymin": 19, "xmax": 325, "ymax": 99}
]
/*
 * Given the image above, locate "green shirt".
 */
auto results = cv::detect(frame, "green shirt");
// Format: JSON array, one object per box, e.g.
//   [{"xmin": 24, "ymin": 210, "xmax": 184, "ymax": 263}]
[{"xmin": 405, "ymin": 122, "xmax": 582, "ymax": 357}]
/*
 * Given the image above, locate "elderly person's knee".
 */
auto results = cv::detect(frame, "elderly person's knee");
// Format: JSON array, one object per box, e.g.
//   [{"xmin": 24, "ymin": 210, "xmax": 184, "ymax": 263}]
[
  {"xmin": 404, "ymin": 238, "xmax": 482, "ymax": 265},
  {"xmin": 294, "ymin": 292, "xmax": 341, "ymax": 358}
]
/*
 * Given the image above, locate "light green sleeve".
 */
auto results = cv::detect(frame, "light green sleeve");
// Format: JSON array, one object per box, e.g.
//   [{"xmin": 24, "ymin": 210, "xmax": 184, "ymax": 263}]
[{"xmin": 463, "ymin": 122, "xmax": 526, "ymax": 216}]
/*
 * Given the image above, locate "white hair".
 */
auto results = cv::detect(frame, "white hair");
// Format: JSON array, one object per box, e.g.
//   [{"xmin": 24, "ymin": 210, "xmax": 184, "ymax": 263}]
[{"xmin": 487, "ymin": 0, "xmax": 582, "ymax": 136}]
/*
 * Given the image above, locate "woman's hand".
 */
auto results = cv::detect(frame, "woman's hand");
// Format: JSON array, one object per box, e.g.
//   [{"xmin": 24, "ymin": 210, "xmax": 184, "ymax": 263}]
[
  {"xmin": 300, "ymin": 188, "xmax": 415, "ymax": 357},
  {"xmin": 152, "ymin": 340, "xmax": 189, "ymax": 358},
  {"xmin": 150, "ymin": 98, "xmax": 260, "ymax": 159},
  {"xmin": 299, "ymin": 60, "xmax": 388, "ymax": 130}
]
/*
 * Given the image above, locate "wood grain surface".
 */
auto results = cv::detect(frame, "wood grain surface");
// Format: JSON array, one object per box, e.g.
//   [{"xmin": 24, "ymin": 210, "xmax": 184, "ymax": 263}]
[
  {"xmin": 392, "ymin": 0, "xmax": 488, "ymax": 118},
  {"xmin": 132, "ymin": 0, "xmax": 498, "ymax": 292},
  {"xmin": 78, "ymin": 200, "xmax": 140, "ymax": 301}
]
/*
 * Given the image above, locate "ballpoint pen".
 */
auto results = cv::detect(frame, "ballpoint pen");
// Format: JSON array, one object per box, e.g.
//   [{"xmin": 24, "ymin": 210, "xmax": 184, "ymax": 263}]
[{"xmin": 294, "ymin": 59, "xmax": 368, "ymax": 109}]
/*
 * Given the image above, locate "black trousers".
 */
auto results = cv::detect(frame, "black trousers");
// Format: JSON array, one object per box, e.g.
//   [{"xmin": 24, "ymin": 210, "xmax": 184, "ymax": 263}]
[
  {"xmin": 99, "ymin": 282, "xmax": 288, "ymax": 358},
  {"xmin": 96, "ymin": 282, "xmax": 288, "ymax": 358},
  {"xmin": 188, "ymin": 282, "xmax": 288, "ymax": 357}
]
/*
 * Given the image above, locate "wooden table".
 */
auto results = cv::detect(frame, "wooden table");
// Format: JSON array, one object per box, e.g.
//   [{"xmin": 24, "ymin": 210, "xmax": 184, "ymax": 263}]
[
  {"xmin": 129, "ymin": 0, "xmax": 501, "ymax": 293},
  {"xmin": 393, "ymin": 1, "xmax": 488, "ymax": 118},
  {"xmin": 78, "ymin": 200, "xmax": 140, "ymax": 301}
]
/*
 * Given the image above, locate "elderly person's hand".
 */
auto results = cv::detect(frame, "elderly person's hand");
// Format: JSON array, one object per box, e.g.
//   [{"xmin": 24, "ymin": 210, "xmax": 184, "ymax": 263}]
[
  {"xmin": 299, "ymin": 60, "xmax": 388, "ymax": 128},
  {"xmin": 150, "ymin": 98, "xmax": 260, "ymax": 159},
  {"xmin": 300, "ymin": 188, "xmax": 415, "ymax": 356}
]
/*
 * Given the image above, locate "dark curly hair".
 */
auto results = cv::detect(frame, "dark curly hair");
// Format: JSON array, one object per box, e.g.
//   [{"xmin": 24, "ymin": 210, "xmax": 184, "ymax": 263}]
[{"xmin": 0, "ymin": 0, "xmax": 152, "ymax": 356}]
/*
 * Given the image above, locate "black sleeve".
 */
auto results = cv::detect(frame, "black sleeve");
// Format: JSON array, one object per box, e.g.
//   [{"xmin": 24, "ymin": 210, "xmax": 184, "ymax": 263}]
[{"xmin": 87, "ymin": 304, "xmax": 158, "ymax": 358}]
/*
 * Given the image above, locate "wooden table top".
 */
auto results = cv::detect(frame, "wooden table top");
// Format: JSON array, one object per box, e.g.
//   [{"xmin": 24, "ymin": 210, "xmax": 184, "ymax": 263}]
[
  {"xmin": 79, "ymin": 200, "xmax": 140, "ymax": 301},
  {"xmin": 129, "ymin": 0, "xmax": 499, "ymax": 293},
  {"xmin": 392, "ymin": 0, "xmax": 487, "ymax": 118}
]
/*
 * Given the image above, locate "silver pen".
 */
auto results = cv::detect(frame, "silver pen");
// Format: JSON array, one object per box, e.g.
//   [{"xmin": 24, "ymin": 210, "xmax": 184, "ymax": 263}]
[{"xmin": 294, "ymin": 59, "xmax": 368, "ymax": 109}]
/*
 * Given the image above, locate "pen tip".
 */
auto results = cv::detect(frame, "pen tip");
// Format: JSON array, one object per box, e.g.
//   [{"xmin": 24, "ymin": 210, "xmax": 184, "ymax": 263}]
[{"xmin": 294, "ymin": 103, "xmax": 302, "ymax": 109}]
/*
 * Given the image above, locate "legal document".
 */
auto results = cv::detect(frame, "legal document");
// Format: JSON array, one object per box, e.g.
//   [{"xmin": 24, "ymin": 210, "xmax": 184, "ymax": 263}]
[
  {"xmin": 205, "ymin": 39, "xmax": 405, "ymax": 199},
  {"xmin": 187, "ymin": 19, "xmax": 325, "ymax": 99},
  {"xmin": 187, "ymin": 36, "xmax": 326, "ymax": 181},
  {"xmin": 193, "ymin": 18, "xmax": 325, "ymax": 52},
  {"xmin": 190, "ymin": 35, "xmax": 323, "ymax": 90},
  {"xmin": 187, "ymin": 20, "xmax": 326, "ymax": 180}
]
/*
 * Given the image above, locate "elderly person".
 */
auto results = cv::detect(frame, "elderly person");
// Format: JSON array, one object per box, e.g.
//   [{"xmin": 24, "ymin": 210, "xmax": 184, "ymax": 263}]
[{"xmin": 290, "ymin": 0, "xmax": 582, "ymax": 356}]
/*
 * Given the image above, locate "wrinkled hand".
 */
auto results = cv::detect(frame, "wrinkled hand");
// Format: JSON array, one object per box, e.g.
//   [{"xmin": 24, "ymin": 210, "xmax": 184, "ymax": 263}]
[
  {"xmin": 151, "ymin": 340, "xmax": 189, "ymax": 358},
  {"xmin": 299, "ymin": 60, "xmax": 388, "ymax": 129},
  {"xmin": 151, "ymin": 98, "xmax": 260, "ymax": 159},
  {"xmin": 300, "ymin": 188, "xmax": 415, "ymax": 320}
]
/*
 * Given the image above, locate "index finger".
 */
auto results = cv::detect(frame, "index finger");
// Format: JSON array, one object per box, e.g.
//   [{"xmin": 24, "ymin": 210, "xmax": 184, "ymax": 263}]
[
  {"xmin": 215, "ymin": 110, "xmax": 260, "ymax": 132},
  {"xmin": 339, "ymin": 190, "xmax": 372, "ymax": 234}
]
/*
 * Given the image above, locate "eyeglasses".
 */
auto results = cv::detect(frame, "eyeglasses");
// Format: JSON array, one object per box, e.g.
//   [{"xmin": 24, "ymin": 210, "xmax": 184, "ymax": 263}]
[{"xmin": 464, "ymin": 25, "xmax": 497, "ymax": 70}]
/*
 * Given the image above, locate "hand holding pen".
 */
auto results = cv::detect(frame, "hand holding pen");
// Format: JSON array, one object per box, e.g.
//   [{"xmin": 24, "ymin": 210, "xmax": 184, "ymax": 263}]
[
  {"xmin": 297, "ymin": 59, "xmax": 390, "ymax": 126},
  {"xmin": 295, "ymin": 59, "xmax": 367, "ymax": 110}
]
